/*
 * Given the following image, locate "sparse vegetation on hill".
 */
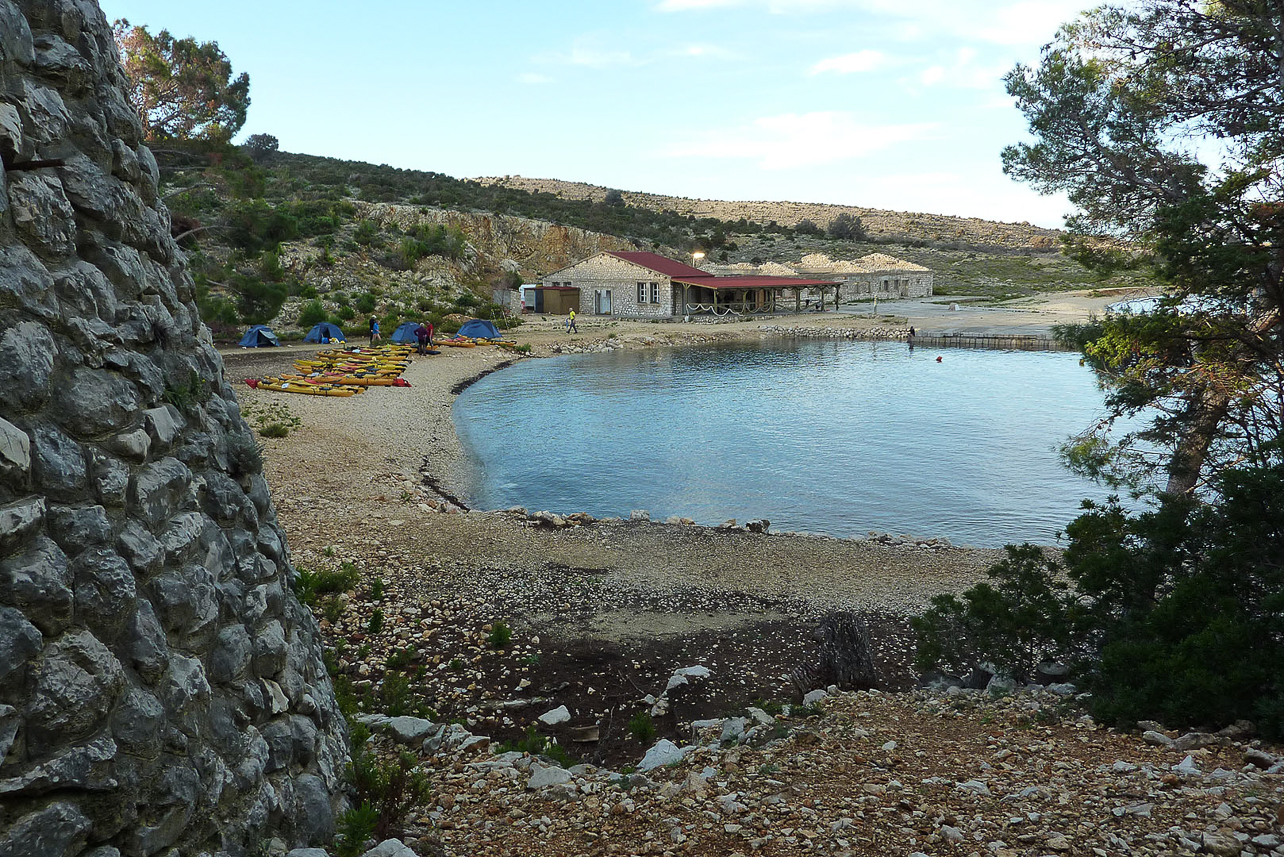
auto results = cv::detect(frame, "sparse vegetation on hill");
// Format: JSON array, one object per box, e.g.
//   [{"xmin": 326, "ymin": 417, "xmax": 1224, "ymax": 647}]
[{"xmin": 157, "ymin": 143, "xmax": 1148, "ymax": 337}]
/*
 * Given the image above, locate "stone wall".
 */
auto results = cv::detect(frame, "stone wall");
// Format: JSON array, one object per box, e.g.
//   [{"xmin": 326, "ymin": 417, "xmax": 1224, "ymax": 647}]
[
  {"xmin": 0, "ymin": 3, "xmax": 347, "ymax": 856},
  {"xmin": 835, "ymin": 272, "xmax": 934, "ymax": 300},
  {"xmin": 543, "ymin": 253, "xmax": 674, "ymax": 318}
]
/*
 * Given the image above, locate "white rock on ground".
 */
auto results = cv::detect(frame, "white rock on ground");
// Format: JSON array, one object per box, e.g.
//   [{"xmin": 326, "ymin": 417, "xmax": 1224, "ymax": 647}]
[
  {"xmin": 639, "ymin": 739, "xmax": 687, "ymax": 771},
  {"xmin": 361, "ymin": 840, "xmax": 419, "ymax": 857},
  {"xmin": 527, "ymin": 764, "xmax": 573, "ymax": 789},
  {"xmin": 538, "ymin": 705, "xmax": 571, "ymax": 726}
]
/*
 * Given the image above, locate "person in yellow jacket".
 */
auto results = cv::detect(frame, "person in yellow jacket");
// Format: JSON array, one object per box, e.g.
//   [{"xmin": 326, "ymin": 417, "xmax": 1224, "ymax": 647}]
[{"xmin": 567, "ymin": 309, "xmax": 578, "ymax": 333}]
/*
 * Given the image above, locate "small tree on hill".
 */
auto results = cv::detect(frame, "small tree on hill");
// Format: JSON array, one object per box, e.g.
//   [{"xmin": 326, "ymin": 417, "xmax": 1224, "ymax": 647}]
[
  {"xmin": 242, "ymin": 133, "xmax": 279, "ymax": 163},
  {"xmin": 794, "ymin": 218, "xmax": 823, "ymax": 236},
  {"xmin": 113, "ymin": 18, "xmax": 251, "ymax": 143},
  {"xmin": 827, "ymin": 213, "xmax": 866, "ymax": 241}
]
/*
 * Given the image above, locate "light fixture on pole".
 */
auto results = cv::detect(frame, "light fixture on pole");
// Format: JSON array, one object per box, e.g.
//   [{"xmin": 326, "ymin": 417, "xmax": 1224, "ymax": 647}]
[{"xmin": 692, "ymin": 251, "xmax": 705, "ymax": 269}]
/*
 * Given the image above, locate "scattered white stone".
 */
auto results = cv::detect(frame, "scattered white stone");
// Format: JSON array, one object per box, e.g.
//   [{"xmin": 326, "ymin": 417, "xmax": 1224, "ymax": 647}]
[
  {"xmin": 802, "ymin": 689, "xmax": 829, "ymax": 707},
  {"xmin": 1171, "ymin": 755, "xmax": 1201, "ymax": 776},
  {"xmin": 639, "ymin": 739, "xmax": 687, "ymax": 771},
  {"xmin": 538, "ymin": 705, "xmax": 571, "ymax": 726},
  {"xmin": 956, "ymin": 780, "xmax": 992, "ymax": 796},
  {"xmin": 527, "ymin": 765, "xmax": 573, "ymax": 789},
  {"xmin": 361, "ymin": 840, "xmax": 418, "ymax": 857}
]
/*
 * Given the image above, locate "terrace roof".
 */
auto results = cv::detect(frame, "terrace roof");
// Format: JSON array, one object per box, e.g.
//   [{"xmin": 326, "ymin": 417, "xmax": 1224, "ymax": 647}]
[{"xmin": 672, "ymin": 275, "xmax": 840, "ymax": 290}]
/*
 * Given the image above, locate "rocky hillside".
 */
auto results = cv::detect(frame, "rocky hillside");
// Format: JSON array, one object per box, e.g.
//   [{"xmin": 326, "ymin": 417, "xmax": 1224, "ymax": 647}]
[{"xmin": 474, "ymin": 175, "xmax": 1063, "ymax": 252}]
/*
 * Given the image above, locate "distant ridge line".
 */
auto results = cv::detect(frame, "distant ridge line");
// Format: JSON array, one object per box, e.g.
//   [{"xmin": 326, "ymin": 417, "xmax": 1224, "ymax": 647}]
[{"xmin": 472, "ymin": 175, "xmax": 1062, "ymax": 251}]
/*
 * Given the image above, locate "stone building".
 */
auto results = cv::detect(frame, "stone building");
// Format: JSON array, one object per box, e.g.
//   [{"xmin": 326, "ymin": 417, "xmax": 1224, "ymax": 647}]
[
  {"xmin": 795, "ymin": 253, "xmax": 933, "ymax": 300},
  {"xmin": 0, "ymin": 3, "xmax": 346, "ymax": 855},
  {"xmin": 540, "ymin": 251, "xmax": 839, "ymax": 318}
]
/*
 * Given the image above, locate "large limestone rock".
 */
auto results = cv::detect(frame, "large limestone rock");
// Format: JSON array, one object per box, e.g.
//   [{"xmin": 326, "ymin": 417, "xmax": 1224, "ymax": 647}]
[{"xmin": 0, "ymin": 3, "xmax": 348, "ymax": 854}]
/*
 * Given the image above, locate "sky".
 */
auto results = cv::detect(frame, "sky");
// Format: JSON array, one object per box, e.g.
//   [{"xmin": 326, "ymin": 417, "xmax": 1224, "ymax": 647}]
[{"xmin": 96, "ymin": 0, "xmax": 1098, "ymax": 229}]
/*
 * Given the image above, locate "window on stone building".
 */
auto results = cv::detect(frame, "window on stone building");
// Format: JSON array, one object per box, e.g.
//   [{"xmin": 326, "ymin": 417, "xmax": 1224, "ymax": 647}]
[
  {"xmin": 637, "ymin": 282, "xmax": 646, "ymax": 303},
  {"xmin": 649, "ymin": 282, "xmax": 659, "ymax": 303}
]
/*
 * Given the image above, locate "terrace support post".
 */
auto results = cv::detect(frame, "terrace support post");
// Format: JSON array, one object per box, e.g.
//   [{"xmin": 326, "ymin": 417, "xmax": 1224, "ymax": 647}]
[
  {"xmin": 795, "ymin": 289, "xmax": 801, "ymax": 314},
  {"xmin": 714, "ymin": 290, "xmax": 719, "ymax": 314}
]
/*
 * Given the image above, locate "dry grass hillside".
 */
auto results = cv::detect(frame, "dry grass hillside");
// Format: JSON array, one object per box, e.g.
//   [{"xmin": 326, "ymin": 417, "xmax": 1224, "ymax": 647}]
[{"xmin": 474, "ymin": 175, "xmax": 1063, "ymax": 252}]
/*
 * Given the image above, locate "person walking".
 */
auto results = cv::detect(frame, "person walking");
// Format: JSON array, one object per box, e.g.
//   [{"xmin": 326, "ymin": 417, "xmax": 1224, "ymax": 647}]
[
  {"xmin": 369, "ymin": 317, "xmax": 381, "ymax": 344},
  {"xmin": 567, "ymin": 309, "xmax": 578, "ymax": 334},
  {"xmin": 414, "ymin": 321, "xmax": 430, "ymax": 355}
]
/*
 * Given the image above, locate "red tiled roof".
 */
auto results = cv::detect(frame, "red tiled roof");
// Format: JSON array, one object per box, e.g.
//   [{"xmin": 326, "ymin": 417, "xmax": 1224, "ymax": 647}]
[
  {"xmin": 606, "ymin": 251, "xmax": 713, "ymax": 279},
  {"xmin": 672, "ymin": 275, "xmax": 840, "ymax": 289}
]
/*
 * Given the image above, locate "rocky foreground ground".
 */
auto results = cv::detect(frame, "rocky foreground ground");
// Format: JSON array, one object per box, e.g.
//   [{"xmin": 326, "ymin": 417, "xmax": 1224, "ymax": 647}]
[{"xmin": 225, "ymin": 306, "xmax": 1284, "ymax": 856}]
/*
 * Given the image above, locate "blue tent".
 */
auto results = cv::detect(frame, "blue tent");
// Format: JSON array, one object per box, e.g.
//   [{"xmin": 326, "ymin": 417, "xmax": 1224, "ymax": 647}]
[
  {"xmin": 390, "ymin": 321, "xmax": 421, "ymax": 344},
  {"xmin": 238, "ymin": 324, "xmax": 280, "ymax": 348},
  {"xmin": 457, "ymin": 318, "xmax": 502, "ymax": 340},
  {"xmin": 303, "ymin": 322, "xmax": 345, "ymax": 344}
]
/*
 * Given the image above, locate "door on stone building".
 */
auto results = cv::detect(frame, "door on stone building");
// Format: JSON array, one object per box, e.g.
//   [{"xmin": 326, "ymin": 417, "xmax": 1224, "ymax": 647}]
[{"xmin": 595, "ymin": 290, "xmax": 612, "ymax": 314}]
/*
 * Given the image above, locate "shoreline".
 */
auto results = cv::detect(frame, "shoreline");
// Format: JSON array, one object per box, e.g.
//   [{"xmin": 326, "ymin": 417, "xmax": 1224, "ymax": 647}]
[{"xmin": 223, "ymin": 289, "xmax": 1130, "ymax": 540}]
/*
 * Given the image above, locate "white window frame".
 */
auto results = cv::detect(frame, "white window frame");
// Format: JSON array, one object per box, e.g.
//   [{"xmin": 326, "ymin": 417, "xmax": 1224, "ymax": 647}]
[
  {"xmin": 650, "ymin": 282, "xmax": 659, "ymax": 304},
  {"xmin": 637, "ymin": 282, "xmax": 646, "ymax": 304}
]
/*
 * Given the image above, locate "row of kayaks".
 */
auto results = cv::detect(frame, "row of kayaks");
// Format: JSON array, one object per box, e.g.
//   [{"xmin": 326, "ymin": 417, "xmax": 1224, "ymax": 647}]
[
  {"xmin": 440, "ymin": 337, "xmax": 521, "ymax": 349},
  {"xmin": 247, "ymin": 344, "xmax": 418, "ymax": 397}
]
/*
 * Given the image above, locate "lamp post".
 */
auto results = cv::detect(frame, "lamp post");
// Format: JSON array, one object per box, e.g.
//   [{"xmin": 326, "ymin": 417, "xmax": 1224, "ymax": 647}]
[{"xmin": 686, "ymin": 252, "xmax": 706, "ymax": 318}]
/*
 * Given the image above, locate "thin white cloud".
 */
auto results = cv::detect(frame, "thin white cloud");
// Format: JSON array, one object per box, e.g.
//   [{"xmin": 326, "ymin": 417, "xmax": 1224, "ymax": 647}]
[
  {"xmin": 674, "ymin": 43, "xmax": 737, "ymax": 59},
  {"xmin": 518, "ymin": 72, "xmax": 553, "ymax": 85},
  {"xmin": 662, "ymin": 111, "xmax": 938, "ymax": 169},
  {"xmin": 656, "ymin": 0, "xmax": 1094, "ymax": 46},
  {"xmin": 810, "ymin": 50, "xmax": 887, "ymax": 75},
  {"xmin": 537, "ymin": 35, "xmax": 640, "ymax": 68},
  {"xmin": 913, "ymin": 47, "xmax": 1011, "ymax": 90}
]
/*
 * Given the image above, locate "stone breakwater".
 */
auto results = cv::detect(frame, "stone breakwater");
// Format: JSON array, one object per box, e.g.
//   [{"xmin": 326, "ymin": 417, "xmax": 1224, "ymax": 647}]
[
  {"xmin": 760, "ymin": 324, "xmax": 912, "ymax": 341},
  {"xmin": 0, "ymin": 3, "xmax": 346, "ymax": 855}
]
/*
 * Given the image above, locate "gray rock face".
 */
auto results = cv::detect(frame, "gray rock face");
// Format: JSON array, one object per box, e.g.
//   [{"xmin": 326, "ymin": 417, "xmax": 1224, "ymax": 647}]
[{"xmin": 0, "ymin": 3, "xmax": 346, "ymax": 854}]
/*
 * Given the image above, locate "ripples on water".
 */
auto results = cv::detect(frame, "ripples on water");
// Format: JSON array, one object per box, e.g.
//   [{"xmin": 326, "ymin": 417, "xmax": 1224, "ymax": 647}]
[{"xmin": 453, "ymin": 340, "xmax": 1118, "ymax": 547}]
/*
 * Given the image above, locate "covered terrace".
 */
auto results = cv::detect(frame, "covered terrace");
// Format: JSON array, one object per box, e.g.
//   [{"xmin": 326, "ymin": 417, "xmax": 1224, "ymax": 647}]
[{"xmin": 672, "ymin": 275, "xmax": 842, "ymax": 318}]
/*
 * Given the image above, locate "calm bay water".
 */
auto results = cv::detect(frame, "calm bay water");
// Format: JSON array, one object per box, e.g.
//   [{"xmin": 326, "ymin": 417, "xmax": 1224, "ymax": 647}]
[{"xmin": 453, "ymin": 340, "xmax": 1118, "ymax": 547}]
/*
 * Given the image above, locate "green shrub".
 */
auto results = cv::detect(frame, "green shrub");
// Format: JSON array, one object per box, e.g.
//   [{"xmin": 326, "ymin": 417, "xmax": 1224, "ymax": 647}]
[
  {"xmin": 297, "ymin": 300, "xmax": 328, "ymax": 328},
  {"xmin": 498, "ymin": 726, "xmax": 575, "ymax": 767},
  {"xmin": 342, "ymin": 749, "xmax": 431, "ymax": 851},
  {"xmin": 259, "ymin": 422, "xmax": 290, "ymax": 438},
  {"xmin": 912, "ymin": 544, "xmax": 1070, "ymax": 682},
  {"xmin": 337, "ymin": 305, "xmax": 356, "ymax": 320},
  {"xmin": 355, "ymin": 293, "xmax": 377, "ymax": 313},
  {"xmin": 354, "ymin": 219, "xmax": 381, "ymax": 246},
  {"xmin": 487, "ymin": 621, "xmax": 512, "ymax": 649},
  {"xmin": 368, "ymin": 608, "xmax": 384, "ymax": 635},
  {"xmin": 628, "ymin": 711, "xmax": 656, "ymax": 744},
  {"xmin": 335, "ymin": 801, "xmax": 378, "ymax": 857},
  {"xmin": 162, "ymin": 370, "xmax": 210, "ymax": 414},
  {"xmin": 293, "ymin": 564, "xmax": 360, "ymax": 605},
  {"xmin": 914, "ymin": 458, "xmax": 1284, "ymax": 736}
]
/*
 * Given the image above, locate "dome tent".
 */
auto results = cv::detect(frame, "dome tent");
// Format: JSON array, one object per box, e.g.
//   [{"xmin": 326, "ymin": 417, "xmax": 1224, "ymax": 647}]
[
  {"xmin": 238, "ymin": 324, "xmax": 280, "ymax": 348},
  {"xmin": 390, "ymin": 321, "xmax": 421, "ymax": 344},
  {"xmin": 303, "ymin": 322, "xmax": 345, "ymax": 343},
  {"xmin": 457, "ymin": 318, "xmax": 502, "ymax": 339}
]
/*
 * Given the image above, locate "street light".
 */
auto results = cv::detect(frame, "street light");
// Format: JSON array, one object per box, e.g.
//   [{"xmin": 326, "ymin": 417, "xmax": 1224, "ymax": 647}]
[{"xmin": 692, "ymin": 251, "xmax": 705, "ymax": 268}]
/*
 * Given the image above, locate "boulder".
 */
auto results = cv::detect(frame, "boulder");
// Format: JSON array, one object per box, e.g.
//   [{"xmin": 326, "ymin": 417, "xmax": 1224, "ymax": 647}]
[{"xmin": 639, "ymin": 739, "xmax": 687, "ymax": 771}]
